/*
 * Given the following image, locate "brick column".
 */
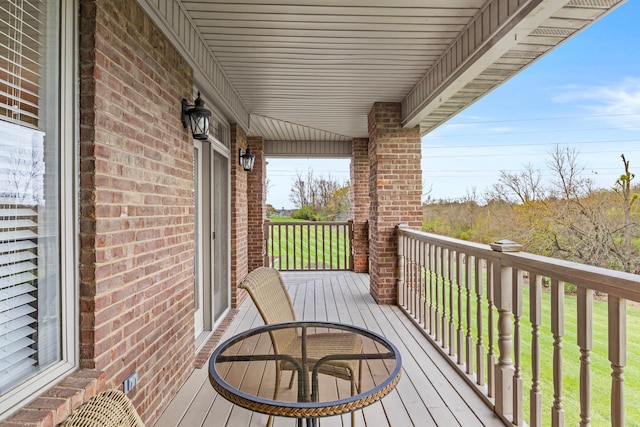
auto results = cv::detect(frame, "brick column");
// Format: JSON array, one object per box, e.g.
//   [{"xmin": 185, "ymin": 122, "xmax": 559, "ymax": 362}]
[
  {"xmin": 230, "ymin": 124, "xmax": 248, "ymax": 308},
  {"xmin": 247, "ymin": 136, "xmax": 266, "ymax": 271},
  {"xmin": 368, "ymin": 102, "xmax": 422, "ymax": 304},
  {"xmin": 350, "ymin": 138, "xmax": 370, "ymax": 273}
]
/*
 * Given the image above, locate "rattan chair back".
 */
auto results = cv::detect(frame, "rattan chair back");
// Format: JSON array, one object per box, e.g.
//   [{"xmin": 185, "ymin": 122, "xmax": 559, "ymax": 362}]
[
  {"xmin": 60, "ymin": 389, "xmax": 144, "ymax": 427},
  {"xmin": 238, "ymin": 266, "xmax": 298, "ymax": 354}
]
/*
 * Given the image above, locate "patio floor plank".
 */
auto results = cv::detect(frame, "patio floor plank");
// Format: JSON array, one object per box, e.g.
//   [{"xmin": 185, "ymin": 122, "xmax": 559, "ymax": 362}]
[{"xmin": 154, "ymin": 272, "xmax": 504, "ymax": 427}]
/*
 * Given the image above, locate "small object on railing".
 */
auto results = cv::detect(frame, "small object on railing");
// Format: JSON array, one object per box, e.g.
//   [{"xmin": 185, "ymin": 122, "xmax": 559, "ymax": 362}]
[{"xmin": 490, "ymin": 239, "xmax": 523, "ymax": 252}]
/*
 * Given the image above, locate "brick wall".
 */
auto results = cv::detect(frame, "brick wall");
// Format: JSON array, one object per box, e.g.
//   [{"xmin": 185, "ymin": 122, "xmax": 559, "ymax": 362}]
[
  {"xmin": 77, "ymin": 0, "xmax": 195, "ymax": 423},
  {"xmin": 246, "ymin": 136, "xmax": 266, "ymax": 271},
  {"xmin": 367, "ymin": 103, "xmax": 422, "ymax": 304},
  {"xmin": 350, "ymin": 138, "xmax": 370, "ymax": 273},
  {"xmin": 230, "ymin": 124, "xmax": 249, "ymax": 308}
]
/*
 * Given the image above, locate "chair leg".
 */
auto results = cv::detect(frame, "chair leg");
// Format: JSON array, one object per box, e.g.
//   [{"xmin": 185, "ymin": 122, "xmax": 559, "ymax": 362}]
[
  {"xmin": 288, "ymin": 370, "xmax": 296, "ymax": 389},
  {"xmin": 350, "ymin": 376, "xmax": 356, "ymax": 427},
  {"xmin": 350, "ymin": 360, "xmax": 363, "ymax": 427}
]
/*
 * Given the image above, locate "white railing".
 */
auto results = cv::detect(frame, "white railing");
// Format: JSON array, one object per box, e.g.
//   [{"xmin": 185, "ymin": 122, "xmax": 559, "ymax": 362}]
[{"xmin": 395, "ymin": 223, "xmax": 640, "ymax": 427}]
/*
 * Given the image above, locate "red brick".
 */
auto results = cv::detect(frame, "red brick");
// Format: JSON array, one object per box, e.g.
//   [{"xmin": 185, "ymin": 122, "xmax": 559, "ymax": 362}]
[
  {"xmin": 75, "ymin": 0, "xmax": 196, "ymax": 425},
  {"xmin": 368, "ymin": 103, "xmax": 422, "ymax": 304}
]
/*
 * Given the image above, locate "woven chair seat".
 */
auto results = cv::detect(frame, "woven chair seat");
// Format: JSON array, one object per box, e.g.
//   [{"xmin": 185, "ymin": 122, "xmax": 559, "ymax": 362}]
[
  {"xmin": 60, "ymin": 389, "xmax": 145, "ymax": 427},
  {"xmin": 280, "ymin": 332, "xmax": 363, "ymax": 381}
]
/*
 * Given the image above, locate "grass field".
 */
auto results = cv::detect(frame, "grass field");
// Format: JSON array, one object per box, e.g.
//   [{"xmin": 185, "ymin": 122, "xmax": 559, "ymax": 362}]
[{"xmin": 266, "ymin": 216, "xmax": 351, "ymax": 270}]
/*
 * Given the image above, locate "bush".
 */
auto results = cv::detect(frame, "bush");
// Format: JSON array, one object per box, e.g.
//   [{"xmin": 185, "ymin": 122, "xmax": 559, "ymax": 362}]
[{"xmin": 292, "ymin": 205, "xmax": 324, "ymax": 221}]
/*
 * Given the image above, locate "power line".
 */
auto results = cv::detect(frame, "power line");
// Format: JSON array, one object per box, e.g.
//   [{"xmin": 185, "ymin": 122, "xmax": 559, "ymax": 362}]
[
  {"xmin": 425, "ymin": 126, "xmax": 640, "ymax": 138},
  {"xmin": 436, "ymin": 112, "xmax": 640, "ymax": 125},
  {"xmin": 423, "ymin": 138, "xmax": 639, "ymax": 149},
  {"xmin": 423, "ymin": 149, "xmax": 640, "ymax": 159}
]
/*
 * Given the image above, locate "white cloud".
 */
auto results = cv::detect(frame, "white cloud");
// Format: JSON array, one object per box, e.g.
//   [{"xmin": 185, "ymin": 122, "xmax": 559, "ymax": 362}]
[{"xmin": 554, "ymin": 78, "xmax": 640, "ymax": 128}]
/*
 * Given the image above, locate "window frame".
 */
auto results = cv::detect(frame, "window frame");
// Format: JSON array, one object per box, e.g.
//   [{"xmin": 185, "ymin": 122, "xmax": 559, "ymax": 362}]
[{"xmin": 0, "ymin": 0, "xmax": 78, "ymax": 418}]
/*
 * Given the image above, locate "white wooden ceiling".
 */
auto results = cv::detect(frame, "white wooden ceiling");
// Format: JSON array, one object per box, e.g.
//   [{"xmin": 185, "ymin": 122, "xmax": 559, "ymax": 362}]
[{"xmin": 143, "ymin": 0, "xmax": 624, "ymax": 146}]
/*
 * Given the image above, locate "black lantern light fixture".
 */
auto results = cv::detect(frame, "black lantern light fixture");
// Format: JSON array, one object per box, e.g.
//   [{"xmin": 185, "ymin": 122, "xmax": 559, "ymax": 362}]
[
  {"xmin": 182, "ymin": 91, "xmax": 211, "ymax": 140},
  {"xmin": 239, "ymin": 147, "xmax": 255, "ymax": 172}
]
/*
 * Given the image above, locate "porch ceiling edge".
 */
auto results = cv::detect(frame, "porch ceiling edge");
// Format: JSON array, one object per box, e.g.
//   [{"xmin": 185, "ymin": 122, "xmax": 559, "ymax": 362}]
[{"xmin": 135, "ymin": 0, "xmax": 251, "ymax": 129}]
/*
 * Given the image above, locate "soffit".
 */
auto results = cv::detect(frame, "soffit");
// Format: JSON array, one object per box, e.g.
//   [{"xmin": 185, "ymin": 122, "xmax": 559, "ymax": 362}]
[
  {"xmin": 179, "ymin": 0, "xmax": 486, "ymax": 140},
  {"xmin": 169, "ymin": 0, "xmax": 624, "ymax": 142}
]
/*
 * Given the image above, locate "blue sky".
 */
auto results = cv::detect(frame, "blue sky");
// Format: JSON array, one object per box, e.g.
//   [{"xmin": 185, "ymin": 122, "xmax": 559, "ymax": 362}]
[{"xmin": 267, "ymin": 1, "xmax": 640, "ymax": 209}]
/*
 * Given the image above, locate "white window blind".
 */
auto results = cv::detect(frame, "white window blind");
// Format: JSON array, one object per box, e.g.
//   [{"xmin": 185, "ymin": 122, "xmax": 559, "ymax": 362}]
[
  {"xmin": 0, "ymin": 0, "xmax": 62, "ymax": 398},
  {"xmin": 0, "ymin": 0, "xmax": 43, "ymax": 128},
  {"xmin": 0, "ymin": 208, "xmax": 38, "ymax": 389}
]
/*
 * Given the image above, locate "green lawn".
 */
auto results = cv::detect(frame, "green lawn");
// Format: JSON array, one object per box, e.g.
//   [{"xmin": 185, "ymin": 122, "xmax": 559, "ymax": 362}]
[{"xmin": 266, "ymin": 216, "xmax": 351, "ymax": 270}]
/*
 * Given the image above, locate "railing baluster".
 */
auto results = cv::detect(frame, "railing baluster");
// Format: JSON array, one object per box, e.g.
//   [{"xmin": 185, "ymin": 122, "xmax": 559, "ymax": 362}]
[
  {"xmin": 551, "ymin": 279, "xmax": 565, "ymax": 427},
  {"xmin": 435, "ymin": 245, "xmax": 442, "ymax": 343},
  {"xmin": 577, "ymin": 287, "xmax": 593, "ymax": 427},
  {"xmin": 457, "ymin": 251, "xmax": 464, "ymax": 364},
  {"xmin": 448, "ymin": 249, "xmax": 455, "ymax": 356},
  {"xmin": 530, "ymin": 274, "xmax": 542, "ymax": 427},
  {"xmin": 341, "ymin": 223, "xmax": 346, "ymax": 269},
  {"xmin": 328, "ymin": 222, "xmax": 334, "ymax": 265},
  {"xmin": 420, "ymin": 240, "xmax": 426, "ymax": 328},
  {"xmin": 475, "ymin": 256, "xmax": 485, "ymax": 387},
  {"xmin": 404, "ymin": 240, "xmax": 416, "ymax": 318},
  {"xmin": 429, "ymin": 243, "xmax": 435, "ymax": 335},
  {"xmin": 397, "ymin": 227, "xmax": 406, "ymax": 308},
  {"xmin": 411, "ymin": 240, "xmax": 420, "ymax": 326},
  {"xmin": 608, "ymin": 296, "xmax": 626, "ymax": 427},
  {"xmin": 298, "ymin": 224, "xmax": 301, "ymax": 269},
  {"xmin": 512, "ymin": 268, "xmax": 523, "ymax": 426},
  {"xmin": 493, "ymin": 259, "xmax": 514, "ymax": 419},
  {"xmin": 307, "ymin": 225, "xmax": 316, "ymax": 270},
  {"xmin": 441, "ymin": 247, "xmax": 448, "ymax": 350},
  {"xmin": 487, "ymin": 260, "xmax": 495, "ymax": 398},
  {"xmin": 465, "ymin": 255, "xmax": 473, "ymax": 375},
  {"xmin": 285, "ymin": 224, "xmax": 290, "ymax": 270}
]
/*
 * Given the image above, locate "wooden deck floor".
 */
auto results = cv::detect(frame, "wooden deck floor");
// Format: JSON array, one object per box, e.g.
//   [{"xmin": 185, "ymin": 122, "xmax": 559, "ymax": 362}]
[{"xmin": 154, "ymin": 271, "xmax": 504, "ymax": 427}]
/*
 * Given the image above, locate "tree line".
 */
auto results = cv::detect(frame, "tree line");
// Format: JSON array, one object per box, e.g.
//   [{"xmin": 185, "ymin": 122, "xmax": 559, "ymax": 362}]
[
  {"xmin": 287, "ymin": 169, "xmax": 350, "ymax": 221},
  {"xmin": 423, "ymin": 146, "xmax": 639, "ymax": 274}
]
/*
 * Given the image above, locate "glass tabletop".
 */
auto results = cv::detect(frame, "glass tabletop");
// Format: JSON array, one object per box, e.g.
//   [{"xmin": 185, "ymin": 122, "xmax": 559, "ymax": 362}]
[{"xmin": 208, "ymin": 321, "xmax": 402, "ymax": 419}]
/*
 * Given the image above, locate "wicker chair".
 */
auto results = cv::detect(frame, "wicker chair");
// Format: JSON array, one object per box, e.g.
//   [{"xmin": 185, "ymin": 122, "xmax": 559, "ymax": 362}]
[
  {"xmin": 60, "ymin": 389, "xmax": 145, "ymax": 427},
  {"xmin": 239, "ymin": 267, "xmax": 363, "ymax": 427}
]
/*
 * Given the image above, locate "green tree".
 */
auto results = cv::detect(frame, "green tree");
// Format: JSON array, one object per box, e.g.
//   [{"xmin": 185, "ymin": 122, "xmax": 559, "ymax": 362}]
[
  {"xmin": 614, "ymin": 154, "xmax": 639, "ymax": 273},
  {"xmin": 289, "ymin": 168, "xmax": 350, "ymax": 220}
]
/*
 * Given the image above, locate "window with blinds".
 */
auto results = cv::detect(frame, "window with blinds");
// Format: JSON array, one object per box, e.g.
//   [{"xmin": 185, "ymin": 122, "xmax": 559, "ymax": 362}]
[{"xmin": 0, "ymin": 0, "xmax": 63, "ymax": 399}]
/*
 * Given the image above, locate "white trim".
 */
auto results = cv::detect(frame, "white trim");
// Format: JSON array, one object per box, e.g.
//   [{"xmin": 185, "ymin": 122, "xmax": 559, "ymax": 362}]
[{"xmin": 0, "ymin": 0, "xmax": 78, "ymax": 419}]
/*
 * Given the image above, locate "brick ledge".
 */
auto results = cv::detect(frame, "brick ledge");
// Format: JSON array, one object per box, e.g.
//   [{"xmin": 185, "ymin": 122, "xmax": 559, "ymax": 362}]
[
  {"xmin": 194, "ymin": 309, "xmax": 238, "ymax": 369},
  {"xmin": 1, "ymin": 369, "xmax": 106, "ymax": 427}
]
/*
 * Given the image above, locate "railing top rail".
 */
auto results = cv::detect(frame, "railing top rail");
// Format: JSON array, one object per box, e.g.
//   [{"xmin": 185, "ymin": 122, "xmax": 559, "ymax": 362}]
[
  {"xmin": 266, "ymin": 220, "xmax": 352, "ymax": 226},
  {"xmin": 397, "ymin": 225, "xmax": 640, "ymax": 303}
]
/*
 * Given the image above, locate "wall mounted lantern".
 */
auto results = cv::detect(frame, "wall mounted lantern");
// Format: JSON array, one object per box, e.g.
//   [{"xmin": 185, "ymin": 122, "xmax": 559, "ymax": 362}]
[
  {"xmin": 182, "ymin": 91, "xmax": 211, "ymax": 140},
  {"xmin": 239, "ymin": 148, "xmax": 255, "ymax": 172}
]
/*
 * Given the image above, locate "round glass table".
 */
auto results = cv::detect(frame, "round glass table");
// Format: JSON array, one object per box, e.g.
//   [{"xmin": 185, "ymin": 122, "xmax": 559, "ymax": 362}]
[{"xmin": 208, "ymin": 321, "xmax": 402, "ymax": 426}]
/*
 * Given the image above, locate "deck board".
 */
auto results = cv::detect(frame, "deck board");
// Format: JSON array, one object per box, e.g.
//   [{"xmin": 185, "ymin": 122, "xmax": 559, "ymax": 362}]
[{"xmin": 154, "ymin": 272, "xmax": 504, "ymax": 427}]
